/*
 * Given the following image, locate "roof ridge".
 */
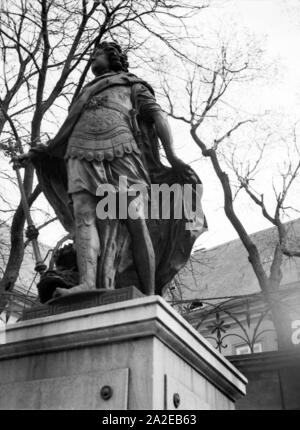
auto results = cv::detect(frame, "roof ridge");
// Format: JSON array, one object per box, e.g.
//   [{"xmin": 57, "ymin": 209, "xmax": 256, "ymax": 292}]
[{"xmin": 194, "ymin": 217, "xmax": 300, "ymax": 254}]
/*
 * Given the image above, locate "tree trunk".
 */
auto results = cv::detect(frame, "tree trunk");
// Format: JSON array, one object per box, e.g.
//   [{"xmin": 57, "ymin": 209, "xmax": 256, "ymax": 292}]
[
  {"xmin": 190, "ymin": 129, "xmax": 294, "ymax": 350},
  {"xmin": 264, "ymin": 285, "xmax": 293, "ymax": 350},
  {"xmin": 0, "ymin": 166, "xmax": 38, "ymax": 313},
  {"xmin": 0, "ymin": 204, "xmax": 26, "ymax": 313}
]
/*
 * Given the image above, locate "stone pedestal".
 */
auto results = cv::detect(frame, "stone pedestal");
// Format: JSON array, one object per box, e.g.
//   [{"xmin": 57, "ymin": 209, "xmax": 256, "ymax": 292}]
[{"xmin": 0, "ymin": 296, "xmax": 247, "ymax": 410}]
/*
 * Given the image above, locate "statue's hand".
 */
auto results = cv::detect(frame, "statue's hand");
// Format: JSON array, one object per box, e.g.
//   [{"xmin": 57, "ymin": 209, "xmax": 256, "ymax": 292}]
[
  {"xmin": 168, "ymin": 155, "xmax": 196, "ymax": 183},
  {"xmin": 11, "ymin": 144, "xmax": 48, "ymax": 168},
  {"xmin": 168, "ymin": 155, "xmax": 188, "ymax": 170},
  {"xmin": 11, "ymin": 152, "xmax": 34, "ymax": 168}
]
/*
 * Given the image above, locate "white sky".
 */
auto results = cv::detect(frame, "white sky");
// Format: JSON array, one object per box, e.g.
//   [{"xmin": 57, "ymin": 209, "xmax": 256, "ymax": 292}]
[{"xmin": 1, "ymin": 0, "xmax": 300, "ymax": 252}]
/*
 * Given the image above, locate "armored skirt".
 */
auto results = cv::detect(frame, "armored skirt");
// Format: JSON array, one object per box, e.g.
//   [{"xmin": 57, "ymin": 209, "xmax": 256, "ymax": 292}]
[
  {"xmin": 66, "ymin": 151, "xmax": 150, "ymax": 195},
  {"xmin": 65, "ymin": 86, "xmax": 151, "ymax": 196}
]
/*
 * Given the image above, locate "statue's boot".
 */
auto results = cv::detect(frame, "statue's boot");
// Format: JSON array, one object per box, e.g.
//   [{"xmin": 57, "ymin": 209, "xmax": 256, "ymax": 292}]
[
  {"xmin": 54, "ymin": 216, "xmax": 99, "ymax": 298},
  {"xmin": 54, "ymin": 284, "xmax": 90, "ymax": 297}
]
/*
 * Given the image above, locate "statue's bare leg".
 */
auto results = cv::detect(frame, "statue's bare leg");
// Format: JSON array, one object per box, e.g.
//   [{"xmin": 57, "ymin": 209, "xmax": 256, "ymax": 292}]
[
  {"xmin": 54, "ymin": 191, "xmax": 99, "ymax": 297},
  {"xmin": 124, "ymin": 195, "xmax": 155, "ymax": 296}
]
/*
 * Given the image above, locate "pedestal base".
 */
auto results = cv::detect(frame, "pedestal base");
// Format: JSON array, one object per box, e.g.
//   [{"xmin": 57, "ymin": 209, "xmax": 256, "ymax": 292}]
[
  {"xmin": 22, "ymin": 286, "xmax": 144, "ymax": 320},
  {"xmin": 0, "ymin": 296, "xmax": 247, "ymax": 410}
]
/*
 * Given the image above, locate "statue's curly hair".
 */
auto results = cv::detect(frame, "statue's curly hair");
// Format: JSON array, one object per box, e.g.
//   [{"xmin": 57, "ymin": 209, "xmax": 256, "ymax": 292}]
[{"xmin": 96, "ymin": 41, "xmax": 129, "ymax": 72}]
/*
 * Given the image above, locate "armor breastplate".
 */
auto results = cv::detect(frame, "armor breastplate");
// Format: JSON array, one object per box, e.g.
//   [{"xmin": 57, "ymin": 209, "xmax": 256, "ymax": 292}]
[{"xmin": 65, "ymin": 86, "xmax": 140, "ymax": 162}]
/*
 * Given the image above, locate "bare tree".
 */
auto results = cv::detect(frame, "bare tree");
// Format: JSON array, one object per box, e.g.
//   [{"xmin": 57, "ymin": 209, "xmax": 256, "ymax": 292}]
[
  {"xmin": 0, "ymin": 0, "xmax": 208, "ymax": 307},
  {"xmin": 161, "ymin": 38, "xmax": 300, "ymax": 349}
]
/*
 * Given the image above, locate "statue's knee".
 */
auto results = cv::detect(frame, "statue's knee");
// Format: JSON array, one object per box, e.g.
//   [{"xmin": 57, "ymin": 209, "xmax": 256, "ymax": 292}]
[
  {"xmin": 73, "ymin": 193, "xmax": 96, "ymax": 226},
  {"xmin": 76, "ymin": 210, "xmax": 96, "ymax": 227},
  {"xmin": 127, "ymin": 195, "xmax": 146, "ymax": 220}
]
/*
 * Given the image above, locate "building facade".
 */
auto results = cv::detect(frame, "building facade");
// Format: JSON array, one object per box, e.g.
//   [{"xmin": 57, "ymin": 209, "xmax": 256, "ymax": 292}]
[
  {"xmin": 170, "ymin": 218, "xmax": 300, "ymax": 409},
  {"xmin": 169, "ymin": 218, "xmax": 300, "ymax": 356}
]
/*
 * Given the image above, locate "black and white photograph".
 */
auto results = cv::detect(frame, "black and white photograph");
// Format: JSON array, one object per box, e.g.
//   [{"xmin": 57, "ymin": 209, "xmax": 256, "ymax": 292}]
[{"xmin": 0, "ymin": 0, "xmax": 299, "ymax": 413}]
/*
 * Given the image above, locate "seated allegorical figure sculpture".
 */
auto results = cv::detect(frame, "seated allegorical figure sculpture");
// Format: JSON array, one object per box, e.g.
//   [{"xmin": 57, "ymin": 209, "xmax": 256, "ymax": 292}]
[{"xmin": 20, "ymin": 41, "xmax": 207, "ymax": 301}]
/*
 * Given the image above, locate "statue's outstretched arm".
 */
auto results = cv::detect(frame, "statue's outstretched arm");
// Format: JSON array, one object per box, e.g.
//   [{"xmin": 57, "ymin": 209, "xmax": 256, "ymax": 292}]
[{"xmin": 152, "ymin": 110, "xmax": 188, "ymax": 171}]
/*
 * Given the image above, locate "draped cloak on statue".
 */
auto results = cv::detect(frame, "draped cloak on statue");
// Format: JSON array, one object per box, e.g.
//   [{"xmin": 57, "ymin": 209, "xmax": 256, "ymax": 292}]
[{"xmin": 31, "ymin": 71, "xmax": 207, "ymax": 295}]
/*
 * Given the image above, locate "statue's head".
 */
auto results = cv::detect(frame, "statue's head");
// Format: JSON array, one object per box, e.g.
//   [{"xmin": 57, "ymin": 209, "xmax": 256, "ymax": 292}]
[{"xmin": 91, "ymin": 41, "xmax": 129, "ymax": 76}]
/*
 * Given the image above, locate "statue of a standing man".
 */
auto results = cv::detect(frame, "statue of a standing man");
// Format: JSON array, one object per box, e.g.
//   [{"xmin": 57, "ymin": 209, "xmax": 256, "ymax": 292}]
[{"xmin": 21, "ymin": 41, "xmax": 207, "ymax": 300}]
